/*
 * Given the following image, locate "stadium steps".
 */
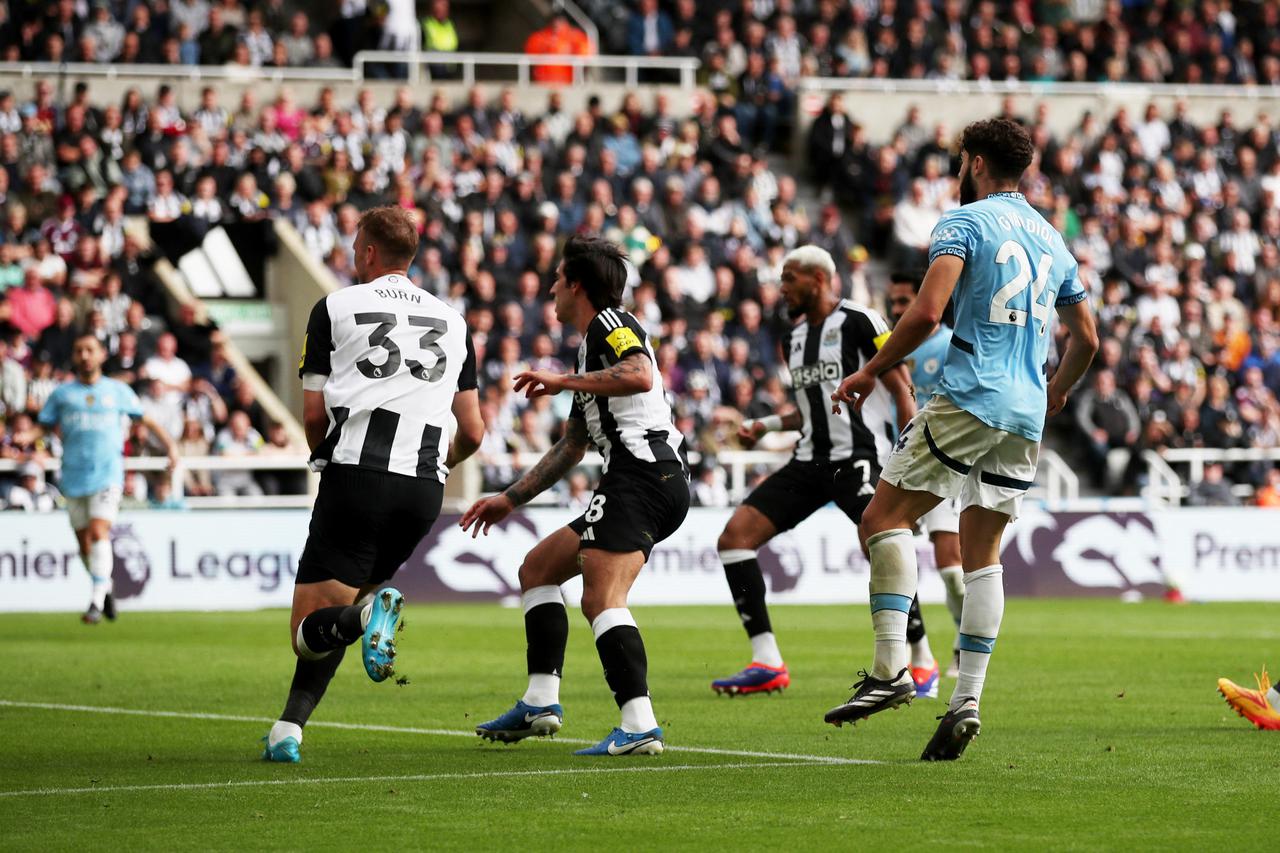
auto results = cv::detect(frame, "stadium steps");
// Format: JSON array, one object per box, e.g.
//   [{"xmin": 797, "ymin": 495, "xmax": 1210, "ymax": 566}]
[{"xmin": 125, "ymin": 218, "xmax": 312, "ymax": 463}]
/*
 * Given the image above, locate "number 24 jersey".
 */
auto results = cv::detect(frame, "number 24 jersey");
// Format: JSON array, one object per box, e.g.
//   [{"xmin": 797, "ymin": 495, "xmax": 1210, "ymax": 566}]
[
  {"xmin": 299, "ymin": 273, "xmax": 477, "ymax": 483},
  {"xmin": 928, "ymin": 191, "xmax": 1087, "ymax": 442}
]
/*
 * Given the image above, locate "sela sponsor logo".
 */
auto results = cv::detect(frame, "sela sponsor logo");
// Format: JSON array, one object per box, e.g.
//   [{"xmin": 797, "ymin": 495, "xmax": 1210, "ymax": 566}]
[
  {"xmin": 791, "ymin": 361, "xmax": 842, "ymax": 390},
  {"xmin": 573, "ymin": 390, "xmax": 595, "ymax": 408}
]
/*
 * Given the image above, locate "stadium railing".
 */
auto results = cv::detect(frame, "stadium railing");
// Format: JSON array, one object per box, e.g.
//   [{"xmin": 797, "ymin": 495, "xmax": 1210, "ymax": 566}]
[
  {"xmin": 1143, "ymin": 447, "xmax": 1280, "ymax": 506},
  {"xmin": 0, "ymin": 51, "xmax": 700, "ymax": 88}
]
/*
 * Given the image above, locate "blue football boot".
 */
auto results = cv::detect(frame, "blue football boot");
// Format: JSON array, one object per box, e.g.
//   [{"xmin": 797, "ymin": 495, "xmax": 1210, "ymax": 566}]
[
  {"xmin": 475, "ymin": 699, "xmax": 564, "ymax": 743},
  {"xmin": 573, "ymin": 727, "xmax": 664, "ymax": 756},
  {"xmin": 362, "ymin": 588, "xmax": 404, "ymax": 683},
  {"xmin": 261, "ymin": 735, "xmax": 301, "ymax": 763}
]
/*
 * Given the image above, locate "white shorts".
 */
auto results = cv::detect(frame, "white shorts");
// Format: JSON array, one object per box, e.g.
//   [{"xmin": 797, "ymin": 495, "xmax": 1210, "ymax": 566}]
[
  {"xmin": 920, "ymin": 497, "xmax": 960, "ymax": 536},
  {"xmin": 881, "ymin": 396, "xmax": 1039, "ymax": 522},
  {"xmin": 67, "ymin": 486, "xmax": 123, "ymax": 530}
]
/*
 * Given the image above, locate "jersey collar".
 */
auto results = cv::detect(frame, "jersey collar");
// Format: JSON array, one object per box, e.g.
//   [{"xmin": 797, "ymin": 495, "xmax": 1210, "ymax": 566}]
[
  {"xmin": 365, "ymin": 273, "xmax": 412, "ymax": 289},
  {"xmin": 988, "ymin": 191, "xmax": 1026, "ymax": 202}
]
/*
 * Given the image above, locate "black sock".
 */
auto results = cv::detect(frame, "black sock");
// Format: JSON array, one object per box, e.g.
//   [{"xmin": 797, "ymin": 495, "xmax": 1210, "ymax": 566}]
[
  {"xmin": 723, "ymin": 557, "xmax": 772, "ymax": 637},
  {"xmin": 281, "ymin": 646, "xmax": 346, "ymax": 727},
  {"xmin": 906, "ymin": 595, "xmax": 925, "ymax": 644},
  {"xmin": 299, "ymin": 604, "xmax": 366, "ymax": 655},
  {"xmin": 595, "ymin": 625, "xmax": 649, "ymax": 708},
  {"xmin": 525, "ymin": 602, "xmax": 568, "ymax": 677}
]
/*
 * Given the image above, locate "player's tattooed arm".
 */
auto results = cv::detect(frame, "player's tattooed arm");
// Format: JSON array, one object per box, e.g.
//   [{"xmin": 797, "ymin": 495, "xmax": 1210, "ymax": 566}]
[
  {"xmin": 514, "ymin": 354, "xmax": 653, "ymax": 399},
  {"xmin": 502, "ymin": 417, "xmax": 590, "ymax": 507},
  {"xmin": 561, "ymin": 353, "xmax": 653, "ymax": 396}
]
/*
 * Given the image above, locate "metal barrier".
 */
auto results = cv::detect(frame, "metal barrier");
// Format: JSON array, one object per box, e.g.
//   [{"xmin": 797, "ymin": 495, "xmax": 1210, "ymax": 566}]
[
  {"xmin": 1143, "ymin": 446, "xmax": 1280, "ymax": 506},
  {"xmin": 0, "ymin": 455, "xmax": 315, "ymax": 510},
  {"xmin": 351, "ymin": 50, "xmax": 699, "ymax": 88},
  {"xmin": 0, "ymin": 51, "xmax": 699, "ymax": 88}
]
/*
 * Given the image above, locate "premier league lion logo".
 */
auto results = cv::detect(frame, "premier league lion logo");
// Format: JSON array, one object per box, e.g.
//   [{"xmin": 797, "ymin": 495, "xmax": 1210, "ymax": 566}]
[{"xmin": 109, "ymin": 524, "xmax": 151, "ymax": 600}]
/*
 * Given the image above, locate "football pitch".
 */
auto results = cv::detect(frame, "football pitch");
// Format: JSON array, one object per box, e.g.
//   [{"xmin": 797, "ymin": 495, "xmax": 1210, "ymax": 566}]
[{"xmin": 0, "ymin": 600, "xmax": 1271, "ymax": 850}]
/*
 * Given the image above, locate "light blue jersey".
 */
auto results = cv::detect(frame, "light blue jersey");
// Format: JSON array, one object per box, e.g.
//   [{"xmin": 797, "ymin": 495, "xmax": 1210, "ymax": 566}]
[
  {"xmin": 38, "ymin": 377, "xmax": 142, "ymax": 498},
  {"xmin": 928, "ymin": 191, "xmax": 1086, "ymax": 441},
  {"xmin": 907, "ymin": 324, "xmax": 952, "ymax": 409}
]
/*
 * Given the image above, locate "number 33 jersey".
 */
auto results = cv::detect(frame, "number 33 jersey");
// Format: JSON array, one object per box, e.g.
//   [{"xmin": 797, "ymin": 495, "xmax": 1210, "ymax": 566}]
[
  {"xmin": 299, "ymin": 273, "xmax": 477, "ymax": 483},
  {"xmin": 928, "ymin": 191, "xmax": 1087, "ymax": 442}
]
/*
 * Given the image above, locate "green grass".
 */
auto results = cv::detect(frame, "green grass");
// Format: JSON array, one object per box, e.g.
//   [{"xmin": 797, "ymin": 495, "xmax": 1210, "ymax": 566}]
[{"xmin": 0, "ymin": 600, "xmax": 1275, "ymax": 850}]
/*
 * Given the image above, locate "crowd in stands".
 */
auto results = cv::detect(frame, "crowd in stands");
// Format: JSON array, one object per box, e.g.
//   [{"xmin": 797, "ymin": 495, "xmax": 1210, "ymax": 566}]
[
  {"xmin": 614, "ymin": 0, "xmax": 1280, "ymax": 88},
  {"xmin": 2, "ymin": 8, "xmax": 1280, "ymax": 506}
]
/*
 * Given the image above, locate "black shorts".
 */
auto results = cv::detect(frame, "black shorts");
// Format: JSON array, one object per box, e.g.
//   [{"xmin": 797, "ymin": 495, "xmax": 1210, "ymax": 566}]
[
  {"xmin": 743, "ymin": 457, "xmax": 881, "ymax": 533},
  {"xmin": 568, "ymin": 461, "xmax": 690, "ymax": 558},
  {"xmin": 296, "ymin": 464, "xmax": 443, "ymax": 588}
]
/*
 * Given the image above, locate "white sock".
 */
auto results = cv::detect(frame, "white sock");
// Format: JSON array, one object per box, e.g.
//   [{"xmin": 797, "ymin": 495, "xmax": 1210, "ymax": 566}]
[
  {"xmin": 910, "ymin": 633, "xmax": 934, "ymax": 669},
  {"xmin": 269, "ymin": 720, "xmax": 303, "ymax": 747},
  {"xmin": 1268, "ymin": 685, "xmax": 1280, "ymax": 712},
  {"xmin": 620, "ymin": 696, "xmax": 658, "ymax": 733},
  {"xmin": 523, "ymin": 673, "xmax": 561, "ymax": 708},
  {"xmin": 89, "ymin": 538, "xmax": 113, "ymax": 610},
  {"xmin": 952, "ymin": 565, "xmax": 1004, "ymax": 711},
  {"xmin": 867, "ymin": 529, "xmax": 917, "ymax": 679},
  {"xmin": 749, "ymin": 631, "xmax": 784, "ymax": 668},
  {"xmin": 939, "ymin": 566, "xmax": 964, "ymax": 626}
]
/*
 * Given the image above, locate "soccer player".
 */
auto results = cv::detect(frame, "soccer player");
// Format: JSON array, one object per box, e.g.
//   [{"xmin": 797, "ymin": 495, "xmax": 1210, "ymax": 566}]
[
  {"xmin": 263, "ymin": 207, "xmax": 484, "ymax": 763},
  {"xmin": 461, "ymin": 235, "xmax": 689, "ymax": 757},
  {"xmin": 709, "ymin": 246, "xmax": 916, "ymax": 696},
  {"xmin": 887, "ymin": 272, "xmax": 966, "ymax": 689},
  {"xmin": 1219, "ymin": 669, "xmax": 1280, "ymax": 730},
  {"xmin": 37, "ymin": 334, "xmax": 178, "ymax": 624},
  {"xmin": 826, "ymin": 118, "xmax": 1098, "ymax": 761}
]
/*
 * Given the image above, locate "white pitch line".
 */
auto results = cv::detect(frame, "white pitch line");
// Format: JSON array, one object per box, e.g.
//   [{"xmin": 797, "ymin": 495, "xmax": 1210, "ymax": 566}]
[
  {"xmin": 0, "ymin": 761, "xmax": 838, "ymax": 799},
  {"xmin": 0, "ymin": 699, "xmax": 880, "ymax": 766}
]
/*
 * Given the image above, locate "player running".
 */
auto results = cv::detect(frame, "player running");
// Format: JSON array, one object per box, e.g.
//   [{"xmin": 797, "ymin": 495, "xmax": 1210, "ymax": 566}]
[
  {"xmin": 826, "ymin": 118, "xmax": 1098, "ymax": 761},
  {"xmin": 263, "ymin": 207, "xmax": 484, "ymax": 763},
  {"xmin": 37, "ymin": 334, "xmax": 178, "ymax": 624},
  {"xmin": 462, "ymin": 235, "xmax": 689, "ymax": 757},
  {"xmin": 710, "ymin": 246, "xmax": 915, "ymax": 697},
  {"xmin": 1219, "ymin": 667, "xmax": 1280, "ymax": 730},
  {"xmin": 887, "ymin": 272, "xmax": 966, "ymax": 690}
]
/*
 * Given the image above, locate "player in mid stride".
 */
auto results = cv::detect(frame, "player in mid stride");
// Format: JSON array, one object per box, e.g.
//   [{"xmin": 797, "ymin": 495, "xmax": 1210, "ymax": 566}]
[
  {"xmin": 710, "ymin": 246, "xmax": 916, "ymax": 696},
  {"xmin": 262, "ymin": 207, "xmax": 483, "ymax": 762},
  {"xmin": 826, "ymin": 118, "xmax": 1098, "ymax": 760},
  {"xmin": 37, "ymin": 334, "xmax": 178, "ymax": 624},
  {"xmin": 461, "ymin": 236, "xmax": 689, "ymax": 756}
]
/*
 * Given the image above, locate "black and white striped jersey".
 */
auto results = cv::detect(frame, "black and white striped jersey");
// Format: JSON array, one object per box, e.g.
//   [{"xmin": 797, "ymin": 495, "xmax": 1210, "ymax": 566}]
[
  {"xmin": 782, "ymin": 300, "xmax": 896, "ymax": 465},
  {"xmin": 299, "ymin": 273, "xmax": 477, "ymax": 484},
  {"xmin": 569, "ymin": 308, "xmax": 687, "ymax": 475}
]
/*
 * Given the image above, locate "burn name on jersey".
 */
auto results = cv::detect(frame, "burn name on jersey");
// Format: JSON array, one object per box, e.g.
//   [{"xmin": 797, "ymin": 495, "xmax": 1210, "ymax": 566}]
[
  {"xmin": 374, "ymin": 288, "xmax": 423, "ymax": 303},
  {"xmin": 791, "ymin": 360, "xmax": 842, "ymax": 390}
]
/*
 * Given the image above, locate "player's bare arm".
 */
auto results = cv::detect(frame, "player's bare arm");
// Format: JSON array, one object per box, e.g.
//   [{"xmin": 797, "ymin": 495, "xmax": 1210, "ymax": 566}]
[
  {"xmin": 459, "ymin": 417, "xmax": 591, "ymax": 537},
  {"xmin": 512, "ymin": 352, "xmax": 652, "ymax": 400},
  {"xmin": 301, "ymin": 388, "xmax": 327, "ymax": 451},
  {"xmin": 445, "ymin": 389, "xmax": 484, "ymax": 469},
  {"xmin": 1046, "ymin": 298, "xmax": 1100, "ymax": 417},
  {"xmin": 138, "ymin": 413, "xmax": 181, "ymax": 471},
  {"xmin": 879, "ymin": 364, "xmax": 918, "ymax": 431},
  {"xmin": 833, "ymin": 255, "xmax": 963, "ymax": 413},
  {"xmin": 738, "ymin": 407, "xmax": 802, "ymax": 447}
]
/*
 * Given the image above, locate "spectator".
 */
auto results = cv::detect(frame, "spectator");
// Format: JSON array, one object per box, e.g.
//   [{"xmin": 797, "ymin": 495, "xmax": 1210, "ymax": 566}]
[
  {"xmin": 211, "ymin": 409, "xmax": 265, "ymax": 497},
  {"xmin": 524, "ymin": 13, "xmax": 593, "ymax": 85},
  {"xmin": 628, "ymin": 0, "xmax": 673, "ymax": 58},
  {"xmin": 1188, "ymin": 462, "xmax": 1238, "ymax": 506},
  {"xmin": 1075, "ymin": 369, "xmax": 1141, "ymax": 489},
  {"xmin": 7, "ymin": 267, "xmax": 56, "ymax": 342},
  {"xmin": 2, "ymin": 461, "xmax": 59, "ymax": 511}
]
